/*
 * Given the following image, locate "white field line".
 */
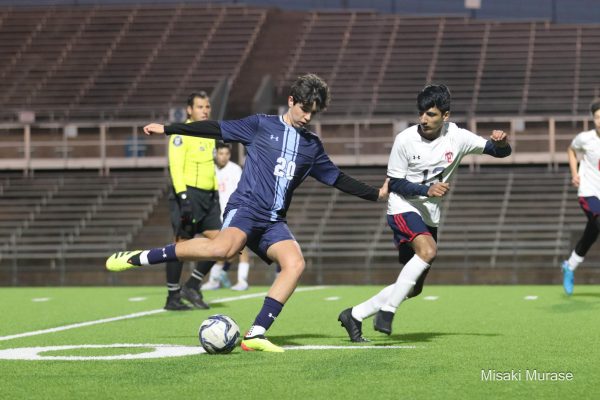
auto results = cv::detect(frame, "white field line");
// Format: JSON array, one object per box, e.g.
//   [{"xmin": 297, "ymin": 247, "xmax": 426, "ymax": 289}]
[
  {"xmin": 0, "ymin": 286, "xmax": 329, "ymax": 342},
  {"xmin": 0, "ymin": 343, "xmax": 416, "ymax": 361},
  {"xmin": 284, "ymin": 345, "xmax": 416, "ymax": 350}
]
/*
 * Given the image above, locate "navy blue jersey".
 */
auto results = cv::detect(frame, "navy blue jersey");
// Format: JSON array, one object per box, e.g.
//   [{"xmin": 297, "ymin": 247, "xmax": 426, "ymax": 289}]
[{"xmin": 219, "ymin": 115, "xmax": 340, "ymax": 221}]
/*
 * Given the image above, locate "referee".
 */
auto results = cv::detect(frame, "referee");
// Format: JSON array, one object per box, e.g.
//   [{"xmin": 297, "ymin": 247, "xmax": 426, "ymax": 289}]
[{"xmin": 164, "ymin": 91, "xmax": 221, "ymax": 310}]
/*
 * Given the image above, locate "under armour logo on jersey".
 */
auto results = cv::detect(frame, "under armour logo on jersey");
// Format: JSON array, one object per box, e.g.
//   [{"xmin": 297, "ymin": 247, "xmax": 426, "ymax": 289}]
[
  {"xmin": 270, "ymin": 135, "xmax": 279, "ymax": 141},
  {"xmin": 444, "ymin": 151, "xmax": 454, "ymax": 163},
  {"xmin": 162, "ymin": 248, "xmax": 167, "ymax": 258},
  {"xmin": 268, "ymin": 313, "xmax": 276, "ymax": 320},
  {"xmin": 412, "ymin": 155, "xmax": 421, "ymax": 160}
]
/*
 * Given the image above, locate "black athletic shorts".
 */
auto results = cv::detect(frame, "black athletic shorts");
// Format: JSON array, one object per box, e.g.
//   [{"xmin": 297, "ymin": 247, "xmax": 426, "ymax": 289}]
[{"xmin": 169, "ymin": 186, "xmax": 222, "ymax": 239}]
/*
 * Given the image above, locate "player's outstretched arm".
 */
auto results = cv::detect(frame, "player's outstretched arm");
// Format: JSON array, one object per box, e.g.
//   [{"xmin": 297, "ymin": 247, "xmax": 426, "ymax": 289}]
[
  {"xmin": 143, "ymin": 123, "xmax": 165, "ymax": 135},
  {"xmin": 144, "ymin": 121, "xmax": 223, "ymax": 139},
  {"xmin": 567, "ymin": 146, "xmax": 580, "ymax": 188},
  {"xmin": 332, "ymin": 172, "xmax": 384, "ymax": 202},
  {"xmin": 482, "ymin": 130, "xmax": 511, "ymax": 158}
]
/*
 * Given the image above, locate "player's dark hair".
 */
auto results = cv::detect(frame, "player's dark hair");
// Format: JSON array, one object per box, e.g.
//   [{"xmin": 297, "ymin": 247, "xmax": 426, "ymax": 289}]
[
  {"xmin": 590, "ymin": 99, "xmax": 600, "ymax": 115},
  {"xmin": 216, "ymin": 141, "xmax": 231, "ymax": 151},
  {"xmin": 417, "ymin": 84, "xmax": 451, "ymax": 114},
  {"xmin": 187, "ymin": 91, "xmax": 209, "ymax": 108},
  {"xmin": 289, "ymin": 74, "xmax": 331, "ymax": 113}
]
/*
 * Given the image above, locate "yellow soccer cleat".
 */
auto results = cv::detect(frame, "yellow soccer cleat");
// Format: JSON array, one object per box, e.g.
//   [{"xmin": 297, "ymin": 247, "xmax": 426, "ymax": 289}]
[
  {"xmin": 240, "ymin": 336, "xmax": 284, "ymax": 353},
  {"xmin": 105, "ymin": 250, "xmax": 143, "ymax": 272}
]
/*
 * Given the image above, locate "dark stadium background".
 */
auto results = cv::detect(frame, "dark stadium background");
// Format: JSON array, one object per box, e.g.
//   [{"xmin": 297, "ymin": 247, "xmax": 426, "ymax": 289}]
[{"xmin": 1, "ymin": 0, "xmax": 599, "ymax": 286}]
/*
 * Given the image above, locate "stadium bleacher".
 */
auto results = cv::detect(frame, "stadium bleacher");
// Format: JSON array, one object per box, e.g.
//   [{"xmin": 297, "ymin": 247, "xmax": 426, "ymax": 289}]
[
  {"xmin": 1, "ymin": 4, "xmax": 600, "ymax": 286},
  {"xmin": 0, "ymin": 170, "xmax": 166, "ymax": 284},
  {"xmin": 2, "ymin": 167, "xmax": 596, "ymax": 285},
  {"xmin": 1, "ymin": 5, "xmax": 600, "ymax": 121}
]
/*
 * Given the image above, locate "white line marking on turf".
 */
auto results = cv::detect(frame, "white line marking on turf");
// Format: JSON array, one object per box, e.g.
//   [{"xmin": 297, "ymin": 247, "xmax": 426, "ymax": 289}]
[
  {"xmin": 128, "ymin": 297, "xmax": 147, "ymax": 302},
  {"xmin": 284, "ymin": 345, "xmax": 416, "ymax": 350},
  {"xmin": 324, "ymin": 296, "xmax": 340, "ymax": 301},
  {"xmin": 0, "ymin": 286, "xmax": 329, "ymax": 342},
  {"xmin": 0, "ymin": 309, "xmax": 166, "ymax": 342},
  {"xmin": 31, "ymin": 298, "xmax": 50, "ymax": 302},
  {"xmin": 423, "ymin": 296, "xmax": 439, "ymax": 301},
  {"xmin": 0, "ymin": 343, "xmax": 415, "ymax": 360},
  {"xmin": 0, "ymin": 344, "xmax": 205, "ymax": 360},
  {"xmin": 524, "ymin": 296, "xmax": 538, "ymax": 300}
]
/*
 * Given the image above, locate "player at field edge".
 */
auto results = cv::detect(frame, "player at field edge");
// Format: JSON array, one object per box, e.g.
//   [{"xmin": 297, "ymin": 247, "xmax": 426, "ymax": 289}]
[
  {"xmin": 106, "ymin": 73, "xmax": 389, "ymax": 352},
  {"xmin": 560, "ymin": 99, "xmax": 600, "ymax": 295},
  {"xmin": 338, "ymin": 84, "xmax": 512, "ymax": 342}
]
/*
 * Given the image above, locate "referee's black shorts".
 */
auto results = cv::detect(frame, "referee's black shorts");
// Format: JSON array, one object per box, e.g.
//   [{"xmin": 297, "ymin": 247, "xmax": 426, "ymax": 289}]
[{"xmin": 169, "ymin": 186, "xmax": 222, "ymax": 239}]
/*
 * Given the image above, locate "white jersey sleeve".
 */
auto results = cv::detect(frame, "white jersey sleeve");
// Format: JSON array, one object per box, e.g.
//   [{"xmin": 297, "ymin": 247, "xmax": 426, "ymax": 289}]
[
  {"xmin": 571, "ymin": 130, "xmax": 600, "ymax": 198},
  {"xmin": 387, "ymin": 133, "xmax": 410, "ymax": 179},
  {"xmin": 457, "ymin": 127, "xmax": 487, "ymax": 156}
]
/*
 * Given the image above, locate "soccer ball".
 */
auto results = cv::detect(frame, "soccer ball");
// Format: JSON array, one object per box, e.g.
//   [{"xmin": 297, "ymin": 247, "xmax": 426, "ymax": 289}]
[{"xmin": 198, "ymin": 314, "xmax": 240, "ymax": 354}]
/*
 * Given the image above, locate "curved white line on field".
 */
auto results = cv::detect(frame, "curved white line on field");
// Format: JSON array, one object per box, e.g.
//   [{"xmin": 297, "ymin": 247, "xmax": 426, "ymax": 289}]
[{"xmin": 0, "ymin": 344, "xmax": 204, "ymax": 360}]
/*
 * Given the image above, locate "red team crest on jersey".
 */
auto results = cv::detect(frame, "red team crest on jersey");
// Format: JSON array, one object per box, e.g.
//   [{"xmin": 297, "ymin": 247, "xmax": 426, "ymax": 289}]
[{"xmin": 444, "ymin": 151, "xmax": 454, "ymax": 163}]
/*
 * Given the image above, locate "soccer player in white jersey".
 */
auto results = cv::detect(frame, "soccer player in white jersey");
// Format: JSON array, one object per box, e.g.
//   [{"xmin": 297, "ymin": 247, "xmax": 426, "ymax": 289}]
[
  {"xmin": 202, "ymin": 142, "xmax": 253, "ymax": 291},
  {"xmin": 560, "ymin": 99, "xmax": 600, "ymax": 295},
  {"xmin": 339, "ymin": 84, "xmax": 512, "ymax": 342}
]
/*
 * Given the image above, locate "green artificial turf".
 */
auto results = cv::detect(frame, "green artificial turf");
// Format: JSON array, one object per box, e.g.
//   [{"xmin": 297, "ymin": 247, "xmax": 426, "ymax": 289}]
[{"xmin": 0, "ymin": 285, "xmax": 598, "ymax": 399}]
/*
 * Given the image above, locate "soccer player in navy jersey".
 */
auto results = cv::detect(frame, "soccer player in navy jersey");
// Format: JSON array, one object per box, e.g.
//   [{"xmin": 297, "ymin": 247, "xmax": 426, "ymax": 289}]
[{"xmin": 106, "ymin": 74, "xmax": 389, "ymax": 352}]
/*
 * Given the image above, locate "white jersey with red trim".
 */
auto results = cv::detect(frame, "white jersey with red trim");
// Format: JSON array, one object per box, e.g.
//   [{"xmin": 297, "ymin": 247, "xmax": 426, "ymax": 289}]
[
  {"xmin": 215, "ymin": 161, "xmax": 243, "ymax": 220},
  {"xmin": 387, "ymin": 122, "xmax": 487, "ymax": 226},
  {"xmin": 571, "ymin": 130, "xmax": 600, "ymax": 198}
]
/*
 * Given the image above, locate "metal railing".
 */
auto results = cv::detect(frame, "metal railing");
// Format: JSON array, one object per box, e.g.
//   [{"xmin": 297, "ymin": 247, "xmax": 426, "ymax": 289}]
[{"xmin": 0, "ymin": 114, "xmax": 594, "ymax": 175}]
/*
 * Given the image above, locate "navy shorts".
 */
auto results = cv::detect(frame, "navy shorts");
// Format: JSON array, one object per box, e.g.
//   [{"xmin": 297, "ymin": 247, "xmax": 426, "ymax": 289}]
[
  {"xmin": 222, "ymin": 207, "xmax": 296, "ymax": 265},
  {"xmin": 579, "ymin": 196, "xmax": 600, "ymax": 220},
  {"xmin": 387, "ymin": 212, "xmax": 436, "ymax": 248}
]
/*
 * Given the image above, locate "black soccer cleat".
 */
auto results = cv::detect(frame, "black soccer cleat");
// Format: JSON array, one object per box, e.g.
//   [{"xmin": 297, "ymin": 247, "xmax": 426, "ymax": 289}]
[
  {"xmin": 181, "ymin": 285, "xmax": 210, "ymax": 309},
  {"xmin": 164, "ymin": 293, "xmax": 192, "ymax": 311},
  {"xmin": 338, "ymin": 308, "xmax": 370, "ymax": 342},
  {"xmin": 373, "ymin": 310, "xmax": 394, "ymax": 335}
]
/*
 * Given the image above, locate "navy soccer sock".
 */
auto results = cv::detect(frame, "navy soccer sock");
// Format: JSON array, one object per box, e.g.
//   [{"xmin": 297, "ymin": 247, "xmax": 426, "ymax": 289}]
[
  {"xmin": 129, "ymin": 244, "xmax": 178, "ymax": 266},
  {"xmin": 245, "ymin": 297, "xmax": 284, "ymax": 338}
]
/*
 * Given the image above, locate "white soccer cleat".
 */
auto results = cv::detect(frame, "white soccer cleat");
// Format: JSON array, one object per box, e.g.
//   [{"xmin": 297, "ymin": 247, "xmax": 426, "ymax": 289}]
[
  {"xmin": 231, "ymin": 281, "xmax": 249, "ymax": 291},
  {"xmin": 201, "ymin": 279, "xmax": 221, "ymax": 291}
]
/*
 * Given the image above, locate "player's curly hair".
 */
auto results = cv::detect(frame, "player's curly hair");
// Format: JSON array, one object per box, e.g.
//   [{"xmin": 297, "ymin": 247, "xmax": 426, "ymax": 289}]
[
  {"xmin": 417, "ymin": 84, "xmax": 451, "ymax": 114},
  {"xmin": 590, "ymin": 98, "xmax": 600, "ymax": 115},
  {"xmin": 289, "ymin": 74, "xmax": 331, "ymax": 113}
]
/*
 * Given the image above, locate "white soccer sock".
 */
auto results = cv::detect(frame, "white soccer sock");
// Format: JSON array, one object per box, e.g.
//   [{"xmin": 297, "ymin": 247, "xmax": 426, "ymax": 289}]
[
  {"xmin": 245, "ymin": 325, "xmax": 266, "ymax": 338},
  {"xmin": 567, "ymin": 251, "xmax": 584, "ymax": 271},
  {"xmin": 209, "ymin": 262, "xmax": 224, "ymax": 282},
  {"xmin": 237, "ymin": 262, "xmax": 250, "ymax": 283},
  {"xmin": 352, "ymin": 284, "xmax": 395, "ymax": 321},
  {"xmin": 380, "ymin": 255, "xmax": 430, "ymax": 313}
]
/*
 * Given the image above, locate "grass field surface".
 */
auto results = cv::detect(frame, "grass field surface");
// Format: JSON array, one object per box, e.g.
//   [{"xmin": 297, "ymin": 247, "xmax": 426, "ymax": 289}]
[{"xmin": 1, "ymin": 285, "xmax": 598, "ymax": 399}]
